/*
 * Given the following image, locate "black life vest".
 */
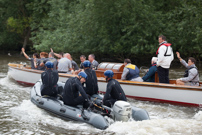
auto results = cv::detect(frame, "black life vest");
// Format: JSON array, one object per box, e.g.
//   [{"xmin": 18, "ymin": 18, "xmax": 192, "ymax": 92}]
[{"xmin": 184, "ymin": 67, "xmax": 196, "ymax": 77}]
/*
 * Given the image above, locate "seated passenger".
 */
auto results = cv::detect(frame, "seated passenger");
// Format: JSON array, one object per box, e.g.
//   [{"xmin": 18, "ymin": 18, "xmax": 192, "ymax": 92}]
[
  {"xmin": 83, "ymin": 60, "xmax": 98, "ymax": 96},
  {"xmin": 176, "ymin": 52, "xmax": 199, "ymax": 86},
  {"xmin": 121, "ymin": 59, "xmax": 143, "ymax": 82},
  {"xmin": 103, "ymin": 70, "xmax": 127, "ymax": 107},
  {"xmin": 41, "ymin": 61, "xmax": 59, "ymax": 97},
  {"xmin": 142, "ymin": 57, "xmax": 158, "ymax": 82},
  {"xmin": 62, "ymin": 72, "xmax": 90, "ymax": 107},
  {"xmin": 21, "ymin": 48, "xmax": 39, "ymax": 69}
]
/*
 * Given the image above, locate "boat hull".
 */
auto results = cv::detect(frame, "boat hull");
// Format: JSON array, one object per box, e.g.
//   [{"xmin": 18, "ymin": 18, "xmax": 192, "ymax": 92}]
[{"xmin": 8, "ymin": 63, "xmax": 202, "ymax": 107}]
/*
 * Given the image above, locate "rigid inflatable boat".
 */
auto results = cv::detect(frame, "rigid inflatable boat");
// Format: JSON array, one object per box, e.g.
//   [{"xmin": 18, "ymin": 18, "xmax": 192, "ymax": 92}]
[{"xmin": 30, "ymin": 81, "xmax": 150, "ymax": 129}]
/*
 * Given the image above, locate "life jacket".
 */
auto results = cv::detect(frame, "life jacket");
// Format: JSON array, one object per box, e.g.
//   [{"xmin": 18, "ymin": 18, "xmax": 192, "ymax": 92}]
[
  {"xmin": 125, "ymin": 64, "xmax": 140, "ymax": 80},
  {"xmin": 156, "ymin": 43, "xmax": 172, "ymax": 56},
  {"xmin": 184, "ymin": 67, "xmax": 197, "ymax": 77},
  {"xmin": 41, "ymin": 69, "xmax": 59, "ymax": 96}
]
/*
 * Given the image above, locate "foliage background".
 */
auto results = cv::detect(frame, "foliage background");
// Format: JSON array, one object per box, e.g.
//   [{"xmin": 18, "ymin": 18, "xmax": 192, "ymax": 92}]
[{"xmin": 0, "ymin": 0, "xmax": 202, "ymax": 63}]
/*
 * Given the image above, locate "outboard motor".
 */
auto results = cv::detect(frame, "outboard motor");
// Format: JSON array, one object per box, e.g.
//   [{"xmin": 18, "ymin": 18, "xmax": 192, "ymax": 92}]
[{"xmin": 112, "ymin": 101, "xmax": 132, "ymax": 121}]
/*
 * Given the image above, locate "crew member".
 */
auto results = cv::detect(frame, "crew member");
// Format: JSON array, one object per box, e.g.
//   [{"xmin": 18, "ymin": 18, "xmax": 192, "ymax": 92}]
[
  {"xmin": 121, "ymin": 59, "xmax": 143, "ymax": 82},
  {"xmin": 176, "ymin": 52, "xmax": 199, "ymax": 86},
  {"xmin": 62, "ymin": 72, "xmax": 90, "ymax": 107},
  {"xmin": 83, "ymin": 60, "xmax": 98, "ymax": 96},
  {"xmin": 156, "ymin": 35, "xmax": 174, "ymax": 83},
  {"xmin": 41, "ymin": 61, "xmax": 59, "ymax": 97},
  {"xmin": 103, "ymin": 70, "xmax": 127, "ymax": 107}
]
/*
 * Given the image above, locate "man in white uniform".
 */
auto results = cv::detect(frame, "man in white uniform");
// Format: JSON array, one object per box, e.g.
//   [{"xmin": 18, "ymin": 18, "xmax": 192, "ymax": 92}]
[{"xmin": 156, "ymin": 35, "xmax": 174, "ymax": 83}]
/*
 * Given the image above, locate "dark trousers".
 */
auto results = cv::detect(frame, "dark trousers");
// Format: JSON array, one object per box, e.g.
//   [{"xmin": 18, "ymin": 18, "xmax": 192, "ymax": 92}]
[
  {"xmin": 103, "ymin": 99, "xmax": 117, "ymax": 107},
  {"xmin": 157, "ymin": 66, "xmax": 169, "ymax": 84}
]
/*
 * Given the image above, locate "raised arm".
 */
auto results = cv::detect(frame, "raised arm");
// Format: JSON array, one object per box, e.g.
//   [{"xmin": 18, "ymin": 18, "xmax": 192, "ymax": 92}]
[
  {"xmin": 50, "ymin": 48, "xmax": 62, "ymax": 58},
  {"xmin": 21, "ymin": 48, "xmax": 30, "ymax": 59}
]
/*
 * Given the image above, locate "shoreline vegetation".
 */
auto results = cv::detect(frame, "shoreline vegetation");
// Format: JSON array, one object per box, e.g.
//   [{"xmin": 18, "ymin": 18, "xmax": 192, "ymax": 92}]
[{"xmin": 1, "ymin": 1, "xmax": 202, "ymax": 64}]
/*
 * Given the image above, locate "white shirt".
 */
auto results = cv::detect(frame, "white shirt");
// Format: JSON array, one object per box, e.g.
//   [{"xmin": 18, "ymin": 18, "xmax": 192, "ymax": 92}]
[{"xmin": 156, "ymin": 41, "xmax": 174, "ymax": 68}]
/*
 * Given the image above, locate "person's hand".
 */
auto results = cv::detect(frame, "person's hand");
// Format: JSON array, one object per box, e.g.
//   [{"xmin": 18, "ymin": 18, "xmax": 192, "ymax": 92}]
[
  {"xmin": 50, "ymin": 48, "xmax": 53, "ymax": 53},
  {"xmin": 176, "ymin": 52, "xmax": 181, "ymax": 59},
  {"xmin": 21, "ymin": 48, "xmax": 25, "ymax": 53}
]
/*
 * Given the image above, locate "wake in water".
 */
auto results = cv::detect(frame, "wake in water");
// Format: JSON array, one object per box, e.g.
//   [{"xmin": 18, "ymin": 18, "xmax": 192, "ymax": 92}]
[{"xmin": 1, "ymin": 75, "xmax": 202, "ymax": 135}]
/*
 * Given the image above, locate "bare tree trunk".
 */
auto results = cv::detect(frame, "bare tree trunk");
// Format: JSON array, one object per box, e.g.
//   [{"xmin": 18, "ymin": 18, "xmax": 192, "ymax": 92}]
[{"xmin": 21, "ymin": 28, "xmax": 31, "ymax": 55}]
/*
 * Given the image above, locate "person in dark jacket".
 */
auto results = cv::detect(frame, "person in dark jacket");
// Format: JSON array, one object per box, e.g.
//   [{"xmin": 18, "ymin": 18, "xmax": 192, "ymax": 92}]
[
  {"xmin": 62, "ymin": 72, "xmax": 90, "ymax": 107},
  {"xmin": 41, "ymin": 61, "xmax": 59, "ymax": 97},
  {"xmin": 83, "ymin": 60, "xmax": 98, "ymax": 96},
  {"xmin": 103, "ymin": 70, "xmax": 127, "ymax": 107},
  {"xmin": 142, "ymin": 57, "xmax": 158, "ymax": 82}
]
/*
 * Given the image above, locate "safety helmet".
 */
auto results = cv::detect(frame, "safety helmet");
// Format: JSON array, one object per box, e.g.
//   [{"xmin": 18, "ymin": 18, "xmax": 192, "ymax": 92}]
[
  {"xmin": 104, "ymin": 70, "xmax": 114, "ymax": 78},
  {"xmin": 45, "ymin": 61, "xmax": 54, "ymax": 68},
  {"xmin": 78, "ymin": 71, "xmax": 88, "ymax": 79},
  {"xmin": 83, "ymin": 60, "xmax": 91, "ymax": 68}
]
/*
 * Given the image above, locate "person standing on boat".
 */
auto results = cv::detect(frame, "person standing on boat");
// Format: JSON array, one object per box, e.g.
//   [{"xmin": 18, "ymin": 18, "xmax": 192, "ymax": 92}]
[
  {"xmin": 103, "ymin": 70, "xmax": 127, "ymax": 107},
  {"xmin": 80, "ymin": 55, "xmax": 86, "ymax": 70},
  {"xmin": 156, "ymin": 35, "xmax": 174, "ymax": 83},
  {"xmin": 83, "ymin": 60, "xmax": 98, "ymax": 96},
  {"xmin": 66, "ymin": 53, "xmax": 79, "ymax": 71},
  {"xmin": 142, "ymin": 57, "xmax": 158, "ymax": 82},
  {"xmin": 176, "ymin": 52, "xmax": 199, "ymax": 86},
  {"xmin": 41, "ymin": 61, "xmax": 59, "ymax": 97},
  {"xmin": 21, "ymin": 48, "xmax": 40, "ymax": 69},
  {"xmin": 62, "ymin": 72, "xmax": 90, "ymax": 107},
  {"xmin": 121, "ymin": 59, "xmax": 143, "ymax": 82},
  {"xmin": 88, "ymin": 54, "xmax": 99, "ymax": 70},
  {"xmin": 37, "ymin": 52, "xmax": 49, "ymax": 71},
  {"xmin": 47, "ymin": 52, "xmax": 58, "ymax": 70},
  {"xmin": 57, "ymin": 53, "xmax": 73, "ymax": 74},
  {"xmin": 75, "ymin": 55, "xmax": 86, "ymax": 74}
]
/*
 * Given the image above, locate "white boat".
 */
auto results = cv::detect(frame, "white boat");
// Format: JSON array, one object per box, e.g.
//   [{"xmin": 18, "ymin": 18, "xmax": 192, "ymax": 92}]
[{"xmin": 8, "ymin": 63, "xmax": 202, "ymax": 107}]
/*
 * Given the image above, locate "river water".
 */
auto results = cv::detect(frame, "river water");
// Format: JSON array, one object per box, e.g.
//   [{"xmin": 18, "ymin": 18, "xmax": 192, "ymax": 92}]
[{"xmin": 0, "ymin": 55, "xmax": 202, "ymax": 135}]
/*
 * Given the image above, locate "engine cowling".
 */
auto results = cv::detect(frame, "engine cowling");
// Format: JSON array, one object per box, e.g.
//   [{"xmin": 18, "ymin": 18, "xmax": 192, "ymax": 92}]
[{"xmin": 112, "ymin": 101, "xmax": 132, "ymax": 122}]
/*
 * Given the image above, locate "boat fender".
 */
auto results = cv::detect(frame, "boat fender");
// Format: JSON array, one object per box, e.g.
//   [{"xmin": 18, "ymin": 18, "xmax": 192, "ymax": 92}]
[{"xmin": 60, "ymin": 108, "xmax": 66, "ymax": 113}]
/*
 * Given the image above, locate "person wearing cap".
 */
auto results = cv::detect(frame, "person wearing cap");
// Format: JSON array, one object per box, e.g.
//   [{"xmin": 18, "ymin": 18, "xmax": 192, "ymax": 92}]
[
  {"xmin": 121, "ymin": 59, "xmax": 143, "ymax": 82},
  {"xmin": 142, "ymin": 57, "xmax": 158, "ymax": 82},
  {"xmin": 62, "ymin": 72, "xmax": 90, "ymax": 107},
  {"xmin": 41, "ymin": 61, "xmax": 59, "ymax": 97},
  {"xmin": 83, "ymin": 60, "xmax": 98, "ymax": 96},
  {"xmin": 103, "ymin": 70, "xmax": 127, "ymax": 107}
]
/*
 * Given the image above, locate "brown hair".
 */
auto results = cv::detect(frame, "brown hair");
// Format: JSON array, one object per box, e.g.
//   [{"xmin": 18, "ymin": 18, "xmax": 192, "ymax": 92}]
[
  {"xmin": 188, "ymin": 57, "xmax": 196, "ymax": 64},
  {"xmin": 158, "ymin": 35, "xmax": 166, "ymax": 40},
  {"xmin": 124, "ymin": 59, "xmax": 131, "ymax": 64}
]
